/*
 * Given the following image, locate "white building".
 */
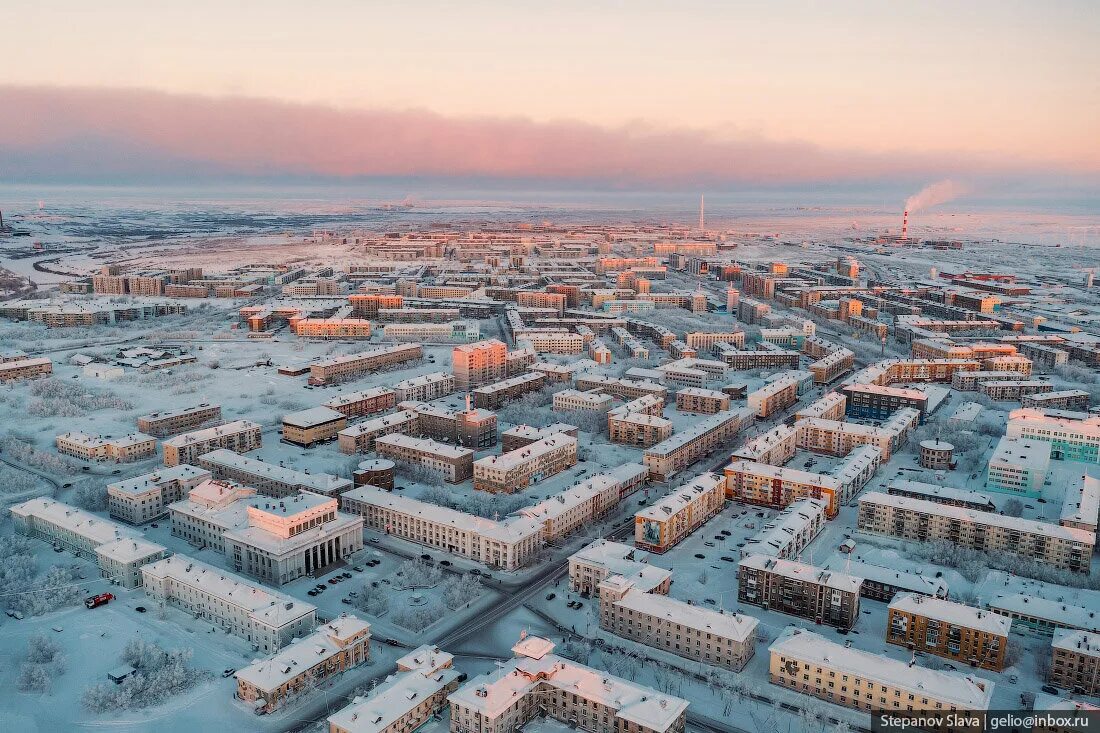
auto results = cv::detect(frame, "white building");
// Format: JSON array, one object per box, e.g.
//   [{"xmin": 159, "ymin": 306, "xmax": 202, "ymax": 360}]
[
  {"xmin": 985, "ymin": 436, "xmax": 1052, "ymax": 498},
  {"xmin": 740, "ymin": 498, "xmax": 828, "ymax": 560},
  {"xmin": 199, "ymin": 448, "xmax": 353, "ymax": 498},
  {"xmin": 569, "ymin": 539, "xmax": 672, "ymax": 597},
  {"xmin": 107, "ymin": 464, "xmax": 212, "ymax": 524},
  {"xmin": 393, "ymin": 371, "xmax": 456, "ymax": 402},
  {"xmin": 448, "ymin": 635, "xmax": 688, "ymax": 733},
  {"xmin": 142, "ymin": 555, "xmax": 316, "ymax": 653}
]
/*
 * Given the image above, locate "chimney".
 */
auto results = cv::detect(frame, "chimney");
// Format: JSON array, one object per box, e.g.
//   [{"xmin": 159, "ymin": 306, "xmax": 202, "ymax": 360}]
[{"xmin": 902, "ymin": 210, "xmax": 909, "ymax": 239}]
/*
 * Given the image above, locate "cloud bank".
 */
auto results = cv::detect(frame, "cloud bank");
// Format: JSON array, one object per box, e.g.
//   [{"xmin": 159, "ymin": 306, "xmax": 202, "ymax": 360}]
[{"xmin": 0, "ymin": 86, "xmax": 1079, "ymax": 186}]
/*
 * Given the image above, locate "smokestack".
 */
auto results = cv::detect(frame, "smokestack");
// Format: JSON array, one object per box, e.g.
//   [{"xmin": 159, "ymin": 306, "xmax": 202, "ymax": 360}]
[
  {"xmin": 901, "ymin": 210, "xmax": 909, "ymax": 239},
  {"xmin": 699, "ymin": 194, "xmax": 705, "ymax": 232}
]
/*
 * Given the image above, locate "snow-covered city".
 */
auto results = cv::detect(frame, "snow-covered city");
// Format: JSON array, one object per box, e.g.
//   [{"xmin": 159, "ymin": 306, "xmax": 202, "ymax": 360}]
[{"xmin": 1, "ymin": 3, "xmax": 1098, "ymax": 732}]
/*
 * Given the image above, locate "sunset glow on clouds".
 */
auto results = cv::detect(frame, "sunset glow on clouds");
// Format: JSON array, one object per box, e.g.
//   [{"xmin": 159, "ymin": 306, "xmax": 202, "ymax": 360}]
[{"xmin": 0, "ymin": 1, "xmax": 1097, "ymax": 186}]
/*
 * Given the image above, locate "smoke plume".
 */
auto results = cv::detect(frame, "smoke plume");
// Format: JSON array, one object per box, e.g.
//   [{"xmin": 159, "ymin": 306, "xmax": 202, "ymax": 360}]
[{"xmin": 905, "ymin": 179, "xmax": 969, "ymax": 213}]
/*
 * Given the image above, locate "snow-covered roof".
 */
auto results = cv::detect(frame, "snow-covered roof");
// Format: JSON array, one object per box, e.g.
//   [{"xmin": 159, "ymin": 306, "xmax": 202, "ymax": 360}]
[
  {"xmin": 198, "ymin": 449, "xmax": 351, "ymax": 495},
  {"xmin": 341, "ymin": 486, "xmax": 542, "ymax": 543},
  {"xmin": 636, "ymin": 473, "xmax": 723, "ymax": 521},
  {"xmin": 10, "ymin": 498, "xmax": 139, "ymax": 547},
  {"xmin": 739, "ymin": 554, "xmax": 863, "ymax": 594},
  {"xmin": 375, "ymin": 433, "xmax": 475, "ymax": 460},
  {"xmin": 448, "ymin": 644, "xmax": 687, "ymax": 728},
  {"xmin": 392, "ymin": 370, "xmax": 453, "ymax": 388},
  {"xmin": 988, "ymin": 435, "xmax": 1051, "ymax": 467},
  {"xmin": 282, "ymin": 406, "xmax": 346, "ymax": 428},
  {"xmin": 644, "ymin": 408, "xmax": 753, "ymax": 457},
  {"xmin": 726, "ymin": 460, "xmax": 841, "ymax": 490},
  {"xmin": 823, "ymin": 559, "xmax": 947, "ymax": 598},
  {"xmin": 1052, "ymin": 629, "xmax": 1100, "ymax": 658},
  {"xmin": 676, "ymin": 386, "xmax": 727, "ymax": 399},
  {"xmin": 108, "ymin": 465, "xmax": 212, "ymax": 496},
  {"xmin": 473, "ymin": 372, "xmax": 545, "ymax": 394},
  {"xmin": 988, "ymin": 593, "xmax": 1100, "ymax": 633},
  {"xmin": 236, "ymin": 614, "xmax": 370, "ymax": 692},
  {"xmin": 769, "ymin": 627, "xmax": 994, "ymax": 709},
  {"xmin": 137, "ymin": 402, "xmax": 219, "ymax": 421},
  {"xmin": 338, "ymin": 410, "xmax": 419, "ymax": 438},
  {"xmin": 1033, "ymin": 693, "xmax": 1100, "ymax": 712},
  {"xmin": 322, "ymin": 387, "xmax": 396, "ymax": 409},
  {"xmin": 741, "ymin": 498, "xmax": 827, "ymax": 558},
  {"xmin": 95, "ymin": 536, "xmax": 167, "ymax": 564},
  {"xmin": 890, "ymin": 593, "xmax": 1011, "ymax": 636},
  {"xmin": 1062, "ymin": 473, "xmax": 1100, "ymax": 528},
  {"xmin": 887, "ymin": 479, "xmax": 994, "ymax": 509},
  {"xmin": 605, "ymin": 578, "xmax": 758, "ymax": 642},
  {"xmin": 162, "ymin": 420, "xmax": 260, "ymax": 447},
  {"xmin": 860, "ymin": 492, "xmax": 1096, "ymax": 545},
  {"xmin": 475, "ymin": 434, "xmax": 576, "ymax": 471},
  {"xmin": 142, "ymin": 555, "xmax": 315, "ymax": 627},
  {"xmin": 327, "ymin": 666, "xmax": 461, "ymax": 733}
]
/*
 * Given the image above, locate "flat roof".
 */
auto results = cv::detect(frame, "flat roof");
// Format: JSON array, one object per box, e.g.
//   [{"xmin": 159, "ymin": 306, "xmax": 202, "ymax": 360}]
[
  {"xmin": 199, "ymin": 449, "xmax": 351, "ymax": 494},
  {"xmin": 162, "ymin": 420, "xmax": 260, "ymax": 447},
  {"xmin": 375, "ymin": 433, "xmax": 475, "ymax": 460},
  {"xmin": 890, "ymin": 593, "xmax": 1011, "ymax": 636},
  {"xmin": 636, "ymin": 473, "xmax": 723, "ymax": 521},
  {"xmin": 607, "ymin": 580, "xmax": 758, "ymax": 642},
  {"xmin": 283, "ymin": 406, "xmax": 347, "ymax": 428},
  {"xmin": 740, "ymin": 553, "xmax": 863, "ymax": 593},
  {"xmin": 108, "ymin": 465, "xmax": 212, "ymax": 495}
]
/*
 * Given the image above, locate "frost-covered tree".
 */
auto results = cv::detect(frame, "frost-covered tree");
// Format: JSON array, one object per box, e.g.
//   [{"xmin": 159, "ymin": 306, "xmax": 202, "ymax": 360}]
[
  {"xmin": 394, "ymin": 559, "xmax": 443, "ymax": 589},
  {"xmin": 15, "ymin": 565, "xmax": 83, "ymax": 616},
  {"xmin": 441, "ymin": 573, "xmax": 481, "ymax": 609},
  {"xmin": 17, "ymin": 663, "xmax": 52, "ymax": 693},
  {"xmin": 389, "ymin": 601, "xmax": 444, "ymax": 631},
  {"xmin": 1002, "ymin": 499, "xmax": 1024, "ymax": 518},
  {"xmin": 353, "ymin": 584, "xmax": 391, "ymax": 617}
]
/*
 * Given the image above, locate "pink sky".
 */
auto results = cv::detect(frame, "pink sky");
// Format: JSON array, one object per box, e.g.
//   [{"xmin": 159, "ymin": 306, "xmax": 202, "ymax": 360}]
[{"xmin": 0, "ymin": 1, "xmax": 1096, "ymax": 184}]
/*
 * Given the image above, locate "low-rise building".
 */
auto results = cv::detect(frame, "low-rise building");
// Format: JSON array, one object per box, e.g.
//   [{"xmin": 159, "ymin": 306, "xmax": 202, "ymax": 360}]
[
  {"xmin": 473, "ymin": 434, "xmax": 577, "ymax": 493},
  {"xmin": 568, "ymin": 539, "xmax": 672, "ymax": 597},
  {"xmin": 141, "ymin": 555, "xmax": 316, "ymax": 653},
  {"xmin": 823, "ymin": 559, "xmax": 949, "ymax": 603},
  {"xmin": 887, "ymin": 593, "xmax": 1011, "ymax": 670},
  {"xmin": 0, "ymin": 356, "xmax": 53, "ymax": 382},
  {"xmin": 635, "ymin": 473, "xmax": 725, "ymax": 553},
  {"xmin": 341, "ymin": 487, "xmax": 542, "ymax": 571},
  {"xmin": 323, "ymin": 387, "xmax": 397, "ymax": 418},
  {"xmin": 237, "ymin": 614, "xmax": 371, "ymax": 714},
  {"xmin": 137, "ymin": 403, "xmax": 222, "ymax": 437},
  {"xmin": 309, "ymin": 344, "xmax": 423, "ymax": 385},
  {"xmin": 337, "ymin": 409, "xmax": 420, "ymax": 453},
  {"xmin": 393, "ymin": 371, "xmax": 456, "ymax": 403},
  {"xmin": 472, "ymin": 372, "xmax": 546, "ymax": 410},
  {"xmin": 739, "ymin": 498, "xmax": 828, "ymax": 560},
  {"xmin": 1007, "ymin": 408, "xmax": 1100, "ymax": 464},
  {"xmin": 198, "ymin": 449, "xmax": 353, "ymax": 498},
  {"xmin": 599, "ymin": 574, "xmax": 758, "ymax": 671},
  {"xmin": 738, "ymin": 555, "xmax": 863, "ymax": 629},
  {"xmin": 56, "ymin": 432, "xmax": 157, "ymax": 463},
  {"xmin": 643, "ymin": 408, "xmax": 754, "ymax": 481},
  {"xmin": 375, "ymin": 434, "xmax": 475, "ymax": 483},
  {"xmin": 162, "ymin": 420, "xmax": 263, "ymax": 467},
  {"xmin": 1062, "ymin": 473, "xmax": 1100, "ymax": 533},
  {"xmin": 985, "ymin": 436, "xmax": 1051, "ymax": 497},
  {"xmin": 1049, "ymin": 629, "xmax": 1100, "ymax": 696},
  {"xmin": 107, "ymin": 464, "xmax": 212, "ymax": 524},
  {"xmin": 328, "ymin": 646, "xmax": 462, "ymax": 733},
  {"xmin": 282, "ymin": 406, "xmax": 348, "ymax": 447},
  {"xmin": 857, "ymin": 492, "xmax": 1095, "ymax": 574},
  {"xmin": 675, "ymin": 387, "xmax": 730, "ymax": 414},
  {"xmin": 768, "ymin": 627, "xmax": 994, "ymax": 713},
  {"xmin": 552, "ymin": 388, "xmax": 613, "ymax": 414},
  {"xmin": 448, "ymin": 635, "xmax": 688, "ymax": 733}
]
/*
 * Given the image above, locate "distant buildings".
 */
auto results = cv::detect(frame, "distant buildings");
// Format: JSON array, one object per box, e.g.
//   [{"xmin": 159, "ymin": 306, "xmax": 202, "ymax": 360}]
[
  {"xmin": 473, "ymin": 434, "xmax": 577, "ymax": 493},
  {"xmin": 137, "ymin": 403, "xmax": 222, "ymax": 437}
]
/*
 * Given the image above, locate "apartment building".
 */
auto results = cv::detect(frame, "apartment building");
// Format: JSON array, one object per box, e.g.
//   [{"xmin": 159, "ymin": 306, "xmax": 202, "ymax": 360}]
[
  {"xmin": 675, "ymin": 387, "xmax": 730, "ymax": 414},
  {"xmin": 56, "ymin": 432, "xmax": 157, "ymax": 463},
  {"xmin": 857, "ymin": 492, "xmax": 1095, "ymax": 574},
  {"xmin": 809, "ymin": 348, "xmax": 855, "ymax": 384},
  {"xmin": 337, "ymin": 409, "xmax": 421, "ymax": 453},
  {"xmin": 308, "ymin": 344, "xmax": 423, "ymax": 385},
  {"xmin": 107, "ymin": 464, "xmax": 212, "ymax": 524},
  {"xmin": 1007, "ymin": 408, "xmax": 1100, "ymax": 464},
  {"xmin": 375, "ymin": 434, "xmax": 475, "ymax": 483},
  {"xmin": 725, "ymin": 460, "xmax": 842, "ymax": 517},
  {"xmin": 382, "ymin": 321, "xmax": 479, "ymax": 344},
  {"xmin": 569, "ymin": 539, "xmax": 672, "ymax": 597},
  {"xmin": 1061, "ymin": 474, "xmax": 1100, "ymax": 533},
  {"xmin": 1024, "ymin": 390, "xmax": 1092, "ymax": 412},
  {"xmin": 141, "ymin": 556, "xmax": 316, "ymax": 653},
  {"xmin": 322, "ymin": 387, "xmax": 397, "ymax": 418},
  {"xmin": 840, "ymin": 382, "xmax": 929, "ymax": 421},
  {"xmin": 452, "ymin": 339, "xmax": 508, "ymax": 389},
  {"xmin": 516, "ymin": 290, "xmax": 567, "ymax": 314},
  {"xmin": 137, "ymin": 403, "xmax": 222, "ymax": 437},
  {"xmin": 599, "ymin": 574, "xmax": 758, "ymax": 671},
  {"xmin": 608, "ymin": 411, "xmax": 674, "ymax": 448},
  {"xmin": 887, "ymin": 593, "xmax": 1011, "ymax": 671},
  {"xmin": 730, "ymin": 425, "xmax": 798, "ymax": 466},
  {"xmin": 340, "ymin": 487, "xmax": 542, "ymax": 571},
  {"xmin": 237, "ymin": 614, "xmax": 371, "ymax": 714},
  {"xmin": 685, "ymin": 330, "xmax": 745, "ymax": 350},
  {"xmin": 985, "ymin": 436, "xmax": 1051, "ymax": 497},
  {"xmin": 738, "ymin": 498, "xmax": 828, "ymax": 560},
  {"xmin": 576, "ymin": 374, "xmax": 668, "ymax": 402},
  {"xmin": 768, "ymin": 627, "xmax": 994, "ymax": 714},
  {"xmin": 1049, "ymin": 629, "xmax": 1100, "ymax": 696},
  {"xmin": 516, "ymin": 468, "xmax": 646, "ymax": 541},
  {"xmin": 401, "ymin": 400, "xmax": 499, "ymax": 449},
  {"xmin": 979, "ymin": 380, "xmax": 1054, "ymax": 401},
  {"xmin": 643, "ymin": 408, "xmax": 754, "ymax": 481},
  {"xmin": 552, "ymin": 388, "xmax": 613, "ymax": 414},
  {"xmin": 282, "ymin": 406, "xmax": 348, "ymax": 447},
  {"xmin": 473, "ymin": 434, "xmax": 578, "ymax": 493},
  {"xmin": 162, "ymin": 419, "xmax": 262, "ymax": 467},
  {"xmin": 635, "ymin": 473, "xmax": 725, "ymax": 553},
  {"xmin": 10, "ymin": 498, "xmax": 168, "ymax": 588},
  {"xmin": 472, "ymin": 372, "xmax": 546, "ymax": 410},
  {"xmin": 448, "ymin": 635, "xmax": 688, "ymax": 733},
  {"xmin": 224, "ymin": 493, "xmax": 364, "ymax": 586},
  {"xmin": 347, "ymin": 293, "xmax": 404, "ymax": 316},
  {"xmin": 293, "ymin": 318, "xmax": 373, "ymax": 339},
  {"xmin": 328, "ymin": 646, "xmax": 462, "ymax": 733},
  {"xmin": 886, "ymin": 479, "xmax": 996, "ymax": 512},
  {"xmin": 738, "ymin": 555, "xmax": 863, "ymax": 629},
  {"xmin": 747, "ymin": 376, "xmax": 799, "ymax": 418},
  {"xmin": 795, "ymin": 415, "xmax": 904, "ymax": 461},
  {"xmin": 198, "ymin": 449, "xmax": 352, "ymax": 498},
  {"xmin": 826, "ymin": 559, "xmax": 949, "ymax": 603},
  {"xmin": 392, "ymin": 371, "xmax": 456, "ymax": 403},
  {"xmin": 950, "ymin": 369, "xmax": 1023, "ymax": 391},
  {"xmin": 501, "ymin": 423, "xmax": 578, "ymax": 452}
]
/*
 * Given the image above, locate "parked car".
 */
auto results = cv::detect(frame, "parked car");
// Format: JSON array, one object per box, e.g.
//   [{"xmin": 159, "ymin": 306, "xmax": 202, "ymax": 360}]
[{"xmin": 546, "ymin": 593, "xmax": 556, "ymax": 601}]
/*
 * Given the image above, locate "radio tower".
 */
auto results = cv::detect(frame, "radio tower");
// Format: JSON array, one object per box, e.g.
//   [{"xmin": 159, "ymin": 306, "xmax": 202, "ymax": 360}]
[{"xmin": 698, "ymin": 194, "xmax": 705, "ymax": 232}]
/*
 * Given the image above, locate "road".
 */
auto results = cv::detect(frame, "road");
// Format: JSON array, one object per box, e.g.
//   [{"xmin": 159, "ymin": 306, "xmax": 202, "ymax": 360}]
[{"xmin": 0, "ymin": 454, "xmax": 61, "ymax": 491}]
